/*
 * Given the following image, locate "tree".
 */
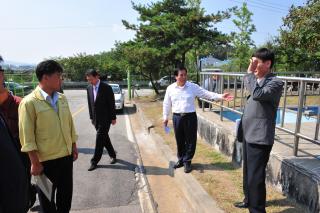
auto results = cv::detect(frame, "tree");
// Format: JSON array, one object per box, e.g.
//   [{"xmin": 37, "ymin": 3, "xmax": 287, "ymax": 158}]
[
  {"xmin": 279, "ymin": 0, "xmax": 320, "ymax": 71},
  {"xmin": 122, "ymin": 0, "xmax": 231, "ymax": 68},
  {"xmin": 230, "ymin": 2, "xmax": 256, "ymax": 72},
  {"xmin": 55, "ymin": 53, "xmax": 99, "ymax": 81}
]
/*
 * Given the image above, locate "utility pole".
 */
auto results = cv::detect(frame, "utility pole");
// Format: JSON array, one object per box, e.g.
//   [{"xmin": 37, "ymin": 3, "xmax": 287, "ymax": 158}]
[{"xmin": 127, "ymin": 69, "xmax": 131, "ymax": 100}]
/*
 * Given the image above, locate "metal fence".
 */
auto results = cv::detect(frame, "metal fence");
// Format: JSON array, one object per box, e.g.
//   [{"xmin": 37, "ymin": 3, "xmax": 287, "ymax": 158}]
[{"xmin": 199, "ymin": 69, "xmax": 320, "ymax": 157}]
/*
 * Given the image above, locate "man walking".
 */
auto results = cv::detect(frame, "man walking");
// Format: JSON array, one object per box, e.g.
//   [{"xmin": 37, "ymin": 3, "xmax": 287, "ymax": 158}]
[
  {"xmin": 19, "ymin": 60, "xmax": 78, "ymax": 213},
  {"xmin": 234, "ymin": 48, "xmax": 284, "ymax": 213},
  {"xmin": 163, "ymin": 67, "xmax": 233, "ymax": 173},
  {"xmin": 86, "ymin": 69, "xmax": 117, "ymax": 171}
]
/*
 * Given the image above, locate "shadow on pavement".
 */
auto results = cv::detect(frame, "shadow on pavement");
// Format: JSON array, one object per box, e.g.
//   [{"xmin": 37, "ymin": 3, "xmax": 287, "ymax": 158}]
[
  {"xmin": 85, "ymin": 158, "xmax": 175, "ymax": 177},
  {"xmin": 192, "ymin": 162, "xmax": 239, "ymax": 173}
]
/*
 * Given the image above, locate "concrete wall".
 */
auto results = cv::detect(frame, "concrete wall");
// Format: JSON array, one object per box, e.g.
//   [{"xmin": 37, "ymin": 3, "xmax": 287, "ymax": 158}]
[{"xmin": 196, "ymin": 113, "xmax": 320, "ymax": 213}]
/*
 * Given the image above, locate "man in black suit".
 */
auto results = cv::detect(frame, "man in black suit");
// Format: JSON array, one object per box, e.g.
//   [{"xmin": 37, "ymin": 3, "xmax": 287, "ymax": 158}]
[
  {"xmin": 235, "ymin": 48, "xmax": 284, "ymax": 213},
  {"xmin": 0, "ymin": 110, "xmax": 29, "ymax": 213},
  {"xmin": 86, "ymin": 69, "xmax": 117, "ymax": 171}
]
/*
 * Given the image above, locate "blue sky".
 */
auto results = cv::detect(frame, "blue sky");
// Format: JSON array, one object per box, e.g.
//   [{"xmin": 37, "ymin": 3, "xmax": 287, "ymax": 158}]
[{"xmin": 0, "ymin": 0, "xmax": 305, "ymax": 64}]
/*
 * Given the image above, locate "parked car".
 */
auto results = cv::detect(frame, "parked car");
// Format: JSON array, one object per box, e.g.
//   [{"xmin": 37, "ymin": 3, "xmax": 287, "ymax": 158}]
[
  {"xmin": 109, "ymin": 83, "xmax": 125, "ymax": 112},
  {"xmin": 149, "ymin": 75, "xmax": 176, "ymax": 88},
  {"xmin": 4, "ymin": 81, "xmax": 32, "ymax": 96}
]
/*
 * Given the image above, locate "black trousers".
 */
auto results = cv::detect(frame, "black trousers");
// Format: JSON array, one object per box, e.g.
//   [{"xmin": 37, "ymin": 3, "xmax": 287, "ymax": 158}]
[
  {"xmin": 38, "ymin": 155, "xmax": 73, "ymax": 213},
  {"xmin": 91, "ymin": 123, "xmax": 116, "ymax": 165},
  {"xmin": 243, "ymin": 140, "xmax": 272, "ymax": 213},
  {"xmin": 172, "ymin": 113, "xmax": 197, "ymax": 163}
]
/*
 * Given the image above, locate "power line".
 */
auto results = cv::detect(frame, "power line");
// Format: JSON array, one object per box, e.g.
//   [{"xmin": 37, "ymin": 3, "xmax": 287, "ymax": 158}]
[
  {"xmin": 248, "ymin": 0, "xmax": 297, "ymax": 10},
  {"xmin": 0, "ymin": 24, "xmax": 116, "ymax": 31},
  {"xmin": 229, "ymin": 0, "xmax": 286, "ymax": 14},
  {"xmin": 247, "ymin": 0, "xmax": 290, "ymax": 11}
]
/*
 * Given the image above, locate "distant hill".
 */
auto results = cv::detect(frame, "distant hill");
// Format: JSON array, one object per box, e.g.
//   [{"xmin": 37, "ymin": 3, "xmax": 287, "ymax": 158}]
[{"xmin": 1, "ymin": 60, "xmax": 36, "ymax": 72}]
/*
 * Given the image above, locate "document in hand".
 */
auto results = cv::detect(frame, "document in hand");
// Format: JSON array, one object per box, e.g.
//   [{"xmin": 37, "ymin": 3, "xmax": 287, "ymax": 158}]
[{"xmin": 31, "ymin": 174, "xmax": 53, "ymax": 201}]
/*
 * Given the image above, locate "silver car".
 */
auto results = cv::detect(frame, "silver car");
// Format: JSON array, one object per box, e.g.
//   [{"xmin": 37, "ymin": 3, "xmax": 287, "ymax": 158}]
[{"xmin": 109, "ymin": 83, "xmax": 125, "ymax": 112}]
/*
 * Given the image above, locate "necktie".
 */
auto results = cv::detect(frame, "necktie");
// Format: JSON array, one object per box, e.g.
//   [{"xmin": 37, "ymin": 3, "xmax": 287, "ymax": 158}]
[{"xmin": 94, "ymin": 86, "xmax": 98, "ymax": 101}]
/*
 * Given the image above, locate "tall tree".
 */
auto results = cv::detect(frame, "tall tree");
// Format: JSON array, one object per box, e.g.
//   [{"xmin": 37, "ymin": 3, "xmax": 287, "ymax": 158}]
[
  {"xmin": 122, "ymin": 0, "xmax": 231, "ymax": 68},
  {"xmin": 55, "ymin": 53, "xmax": 99, "ymax": 81},
  {"xmin": 231, "ymin": 2, "xmax": 256, "ymax": 72},
  {"xmin": 279, "ymin": 0, "xmax": 320, "ymax": 71}
]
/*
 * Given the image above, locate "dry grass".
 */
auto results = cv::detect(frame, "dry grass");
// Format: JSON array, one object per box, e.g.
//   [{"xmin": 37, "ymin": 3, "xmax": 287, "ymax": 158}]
[{"xmin": 134, "ymin": 94, "xmax": 307, "ymax": 213}]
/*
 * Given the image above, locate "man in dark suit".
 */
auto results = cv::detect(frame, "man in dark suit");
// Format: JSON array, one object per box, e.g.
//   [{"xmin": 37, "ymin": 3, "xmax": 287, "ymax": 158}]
[
  {"xmin": 0, "ymin": 111, "xmax": 29, "ymax": 213},
  {"xmin": 86, "ymin": 69, "xmax": 117, "ymax": 171},
  {"xmin": 235, "ymin": 48, "xmax": 284, "ymax": 213}
]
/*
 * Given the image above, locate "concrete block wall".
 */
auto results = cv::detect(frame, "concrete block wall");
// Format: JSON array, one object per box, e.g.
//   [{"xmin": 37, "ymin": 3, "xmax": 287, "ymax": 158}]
[{"xmin": 196, "ymin": 113, "xmax": 320, "ymax": 213}]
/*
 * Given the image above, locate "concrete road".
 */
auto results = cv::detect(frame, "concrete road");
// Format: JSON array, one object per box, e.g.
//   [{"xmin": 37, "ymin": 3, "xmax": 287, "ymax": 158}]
[
  {"xmin": 68, "ymin": 90, "xmax": 143, "ymax": 212},
  {"xmin": 30, "ymin": 89, "xmax": 147, "ymax": 213}
]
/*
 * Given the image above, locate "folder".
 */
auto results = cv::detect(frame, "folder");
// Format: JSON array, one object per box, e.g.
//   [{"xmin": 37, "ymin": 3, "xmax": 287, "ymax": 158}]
[{"xmin": 31, "ymin": 174, "xmax": 53, "ymax": 201}]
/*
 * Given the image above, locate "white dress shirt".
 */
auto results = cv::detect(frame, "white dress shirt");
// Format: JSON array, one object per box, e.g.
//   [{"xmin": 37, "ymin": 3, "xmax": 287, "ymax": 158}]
[
  {"xmin": 163, "ymin": 81, "xmax": 223, "ymax": 120},
  {"xmin": 39, "ymin": 87, "xmax": 59, "ymax": 113}
]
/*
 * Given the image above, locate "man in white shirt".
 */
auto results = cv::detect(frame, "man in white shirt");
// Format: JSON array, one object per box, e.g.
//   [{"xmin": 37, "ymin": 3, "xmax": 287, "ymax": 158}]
[{"xmin": 163, "ymin": 67, "xmax": 233, "ymax": 173}]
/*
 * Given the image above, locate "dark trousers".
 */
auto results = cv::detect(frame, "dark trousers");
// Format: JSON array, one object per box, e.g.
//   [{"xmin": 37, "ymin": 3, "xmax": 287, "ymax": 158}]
[
  {"xmin": 172, "ymin": 113, "xmax": 197, "ymax": 162},
  {"xmin": 243, "ymin": 141, "xmax": 272, "ymax": 213},
  {"xmin": 91, "ymin": 123, "xmax": 116, "ymax": 165},
  {"xmin": 38, "ymin": 155, "xmax": 73, "ymax": 213}
]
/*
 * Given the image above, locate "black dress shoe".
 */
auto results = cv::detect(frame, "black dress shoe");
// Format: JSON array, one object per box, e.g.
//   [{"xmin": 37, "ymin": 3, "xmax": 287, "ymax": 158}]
[
  {"xmin": 234, "ymin": 201, "xmax": 249, "ymax": 208},
  {"xmin": 184, "ymin": 162, "xmax": 192, "ymax": 173},
  {"xmin": 88, "ymin": 164, "xmax": 97, "ymax": 171},
  {"xmin": 110, "ymin": 157, "xmax": 117, "ymax": 164},
  {"xmin": 173, "ymin": 161, "xmax": 183, "ymax": 169}
]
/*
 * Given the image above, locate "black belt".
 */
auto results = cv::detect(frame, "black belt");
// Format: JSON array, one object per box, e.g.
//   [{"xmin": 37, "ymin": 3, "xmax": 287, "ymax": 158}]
[{"xmin": 173, "ymin": 112, "xmax": 196, "ymax": 117}]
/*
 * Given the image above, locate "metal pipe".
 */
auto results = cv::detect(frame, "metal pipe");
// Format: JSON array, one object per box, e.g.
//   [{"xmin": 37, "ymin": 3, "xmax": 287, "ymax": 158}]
[
  {"xmin": 281, "ymin": 80, "xmax": 288, "ymax": 127},
  {"xmin": 220, "ymin": 76, "xmax": 224, "ymax": 121},
  {"xmin": 315, "ymin": 105, "xmax": 320, "ymax": 140},
  {"xmin": 233, "ymin": 77, "xmax": 237, "ymax": 110},
  {"xmin": 293, "ymin": 81, "xmax": 305, "ymax": 156}
]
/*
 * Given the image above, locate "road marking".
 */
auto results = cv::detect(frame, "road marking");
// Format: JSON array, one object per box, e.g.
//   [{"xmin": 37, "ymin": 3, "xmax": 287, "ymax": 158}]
[{"xmin": 72, "ymin": 105, "xmax": 86, "ymax": 117}]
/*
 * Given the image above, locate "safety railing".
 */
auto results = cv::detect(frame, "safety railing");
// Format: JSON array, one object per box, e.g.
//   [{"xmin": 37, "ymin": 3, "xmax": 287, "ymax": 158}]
[{"xmin": 199, "ymin": 69, "xmax": 320, "ymax": 156}]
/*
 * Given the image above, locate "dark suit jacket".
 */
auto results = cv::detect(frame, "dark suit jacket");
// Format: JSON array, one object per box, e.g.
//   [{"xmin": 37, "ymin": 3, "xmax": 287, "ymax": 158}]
[
  {"xmin": 0, "ymin": 113, "xmax": 28, "ymax": 213},
  {"xmin": 241, "ymin": 73, "xmax": 284, "ymax": 145},
  {"xmin": 87, "ymin": 81, "xmax": 116, "ymax": 126}
]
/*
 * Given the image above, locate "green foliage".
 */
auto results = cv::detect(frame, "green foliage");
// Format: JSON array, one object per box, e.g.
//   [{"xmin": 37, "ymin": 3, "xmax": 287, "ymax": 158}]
[
  {"xmin": 279, "ymin": 0, "xmax": 320, "ymax": 71},
  {"xmin": 230, "ymin": 2, "xmax": 256, "ymax": 72},
  {"xmin": 122, "ymin": 0, "xmax": 231, "ymax": 67},
  {"xmin": 54, "ymin": 53, "xmax": 99, "ymax": 81}
]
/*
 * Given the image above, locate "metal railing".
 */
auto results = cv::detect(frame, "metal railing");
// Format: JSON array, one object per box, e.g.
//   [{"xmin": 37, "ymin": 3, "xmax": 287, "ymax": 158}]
[{"xmin": 199, "ymin": 69, "xmax": 320, "ymax": 156}]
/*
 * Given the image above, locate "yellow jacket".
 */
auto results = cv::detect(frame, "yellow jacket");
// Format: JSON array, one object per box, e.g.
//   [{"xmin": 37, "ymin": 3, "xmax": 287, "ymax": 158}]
[{"xmin": 19, "ymin": 86, "xmax": 78, "ymax": 162}]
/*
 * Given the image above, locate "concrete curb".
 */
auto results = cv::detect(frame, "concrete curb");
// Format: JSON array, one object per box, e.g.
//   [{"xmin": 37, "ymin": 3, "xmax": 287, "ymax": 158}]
[
  {"xmin": 134, "ymin": 102, "xmax": 224, "ymax": 213},
  {"xmin": 125, "ymin": 108, "xmax": 158, "ymax": 213}
]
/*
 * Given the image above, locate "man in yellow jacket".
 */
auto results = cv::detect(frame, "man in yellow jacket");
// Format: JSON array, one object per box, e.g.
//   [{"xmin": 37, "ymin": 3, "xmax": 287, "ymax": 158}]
[{"xmin": 19, "ymin": 60, "xmax": 78, "ymax": 213}]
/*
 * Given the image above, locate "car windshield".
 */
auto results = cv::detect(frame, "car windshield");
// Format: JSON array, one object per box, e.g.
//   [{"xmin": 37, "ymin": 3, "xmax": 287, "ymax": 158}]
[
  {"xmin": 111, "ymin": 85, "xmax": 121, "ymax": 94},
  {"xmin": 5, "ymin": 82, "xmax": 23, "ymax": 89}
]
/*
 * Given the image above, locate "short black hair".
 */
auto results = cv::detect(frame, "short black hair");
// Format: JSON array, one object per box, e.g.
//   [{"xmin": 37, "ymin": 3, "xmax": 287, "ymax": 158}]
[
  {"xmin": 174, "ymin": 67, "xmax": 188, "ymax": 76},
  {"xmin": 85, "ymin": 69, "xmax": 99, "ymax": 77},
  {"xmin": 253, "ymin": 48, "xmax": 275, "ymax": 68},
  {"xmin": 36, "ymin": 60, "xmax": 63, "ymax": 81}
]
